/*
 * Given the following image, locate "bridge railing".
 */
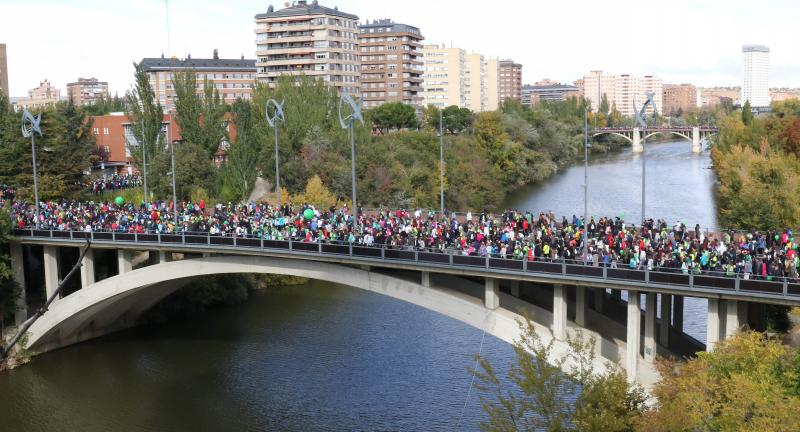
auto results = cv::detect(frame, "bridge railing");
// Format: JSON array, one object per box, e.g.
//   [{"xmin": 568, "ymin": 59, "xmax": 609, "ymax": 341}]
[{"xmin": 13, "ymin": 228, "xmax": 800, "ymax": 301}]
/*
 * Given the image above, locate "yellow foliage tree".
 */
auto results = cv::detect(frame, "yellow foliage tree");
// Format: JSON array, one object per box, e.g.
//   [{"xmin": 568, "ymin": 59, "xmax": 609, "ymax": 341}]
[{"xmin": 293, "ymin": 175, "xmax": 338, "ymax": 209}]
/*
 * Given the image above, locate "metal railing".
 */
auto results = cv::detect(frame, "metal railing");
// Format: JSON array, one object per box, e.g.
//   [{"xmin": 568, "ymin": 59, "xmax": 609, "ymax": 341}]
[{"xmin": 13, "ymin": 228, "xmax": 800, "ymax": 302}]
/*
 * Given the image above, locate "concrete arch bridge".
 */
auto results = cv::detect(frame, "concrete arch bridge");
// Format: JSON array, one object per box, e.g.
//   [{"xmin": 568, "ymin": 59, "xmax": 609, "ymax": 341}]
[{"xmin": 593, "ymin": 126, "xmax": 718, "ymax": 153}]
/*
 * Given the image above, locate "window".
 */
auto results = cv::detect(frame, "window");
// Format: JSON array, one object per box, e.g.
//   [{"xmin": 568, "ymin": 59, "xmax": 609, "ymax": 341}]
[
  {"xmin": 103, "ymin": 127, "xmax": 109, "ymax": 135},
  {"xmin": 93, "ymin": 127, "xmax": 99, "ymax": 135}
]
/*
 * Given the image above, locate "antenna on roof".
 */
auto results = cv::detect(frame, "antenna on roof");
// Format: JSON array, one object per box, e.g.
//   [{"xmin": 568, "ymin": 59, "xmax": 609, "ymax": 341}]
[{"xmin": 165, "ymin": 0, "xmax": 172, "ymax": 57}]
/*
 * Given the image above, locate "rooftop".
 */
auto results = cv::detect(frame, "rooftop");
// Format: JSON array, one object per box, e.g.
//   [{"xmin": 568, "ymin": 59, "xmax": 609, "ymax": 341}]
[
  {"xmin": 140, "ymin": 55, "xmax": 256, "ymax": 72},
  {"xmin": 255, "ymin": 1, "xmax": 358, "ymax": 21},
  {"xmin": 742, "ymin": 44, "xmax": 770, "ymax": 53},
  {"xmin": 359, "ymin": 19, "xmax": 422, "ymax": 36}
]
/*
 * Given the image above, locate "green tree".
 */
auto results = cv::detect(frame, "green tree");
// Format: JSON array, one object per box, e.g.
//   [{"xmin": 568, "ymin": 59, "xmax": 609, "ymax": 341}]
[
  {"xmin": 172, "ymin": 70, "xmax": 228, "ymax": 158},
  {"xmin": 599, "ymin": 93, "xmax": 610, "ymax": 116},
  {"xmin": 741, "ymin": 100, "xmax": 754, "ymax": 125},
  {"xmin": 474, "ymin": 316, "xmax": 646, "ymax": 432},
  {"xmin": 222, "ymin": 99, "xmax": 264, "ymax": 201},
  {"xmin": 640, "ymin": 331, "xmax": 800, "ymax": 431},
  {"xmin": 126, "ymin": 62, "xmax": 165, "ymax": 200},
  {"xmin": 426, "ymin": 105, "xmax": 474, "ymax": 134},
  {"xmin": 150, "ymin": 141, "xmax": 217, "ymax": 201},
  {"xmin": 368, "ymin": 102, "xmax": 419, "ymax": 134},
  {"xmin": 0, "ymin": 207, "xmax": 20, "ymax": 334}
]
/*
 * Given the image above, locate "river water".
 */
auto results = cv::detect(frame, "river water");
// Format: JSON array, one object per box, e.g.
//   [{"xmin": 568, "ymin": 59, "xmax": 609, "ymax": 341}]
[{"xmin": 0, "ymin": 140, "xmax": 716, "ymax": 430}]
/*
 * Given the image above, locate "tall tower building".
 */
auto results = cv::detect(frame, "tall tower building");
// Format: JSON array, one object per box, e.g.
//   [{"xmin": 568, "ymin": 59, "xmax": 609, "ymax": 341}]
[
  {"xmin": 421, "ymin": 44, "xmax": 466, "ymax": 108},
  {"xmin": 255, "ymin": 1, "xmax": 360, "ymax": 95},
  {"xmin": 741, "ymin": 44, "xmax": 770, "ymax": 108},
  {"xmin": 0, "ymin": 44, "xmax": 8, "ymax": 98},
  {"xmin": 67, "ymin": 77, "xmax": 109, "ymax": 106},
  {"xmin": 358, "ymin": 19, "xmax": 424, "ymax": 108}
]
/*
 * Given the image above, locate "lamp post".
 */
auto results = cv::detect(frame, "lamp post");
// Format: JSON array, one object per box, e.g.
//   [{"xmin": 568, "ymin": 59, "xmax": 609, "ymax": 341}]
[
  {"xmin": 583, "ymin": 105, "xmax": 591, "ymax": 262},
  {"xmin": 265, "ymin": 99, "xmax": 286, "ymax": 207},
  {"xmin": 634, "ymin": 92, "xmax": 657, "ymax": 225},
  {"xmin": 21, "ymin": 109, "xmax": 43, "ymax": 228},
  {"xmin": 338, "ymin": 93, "xmax": 364, "ymax": 218},
  {"xmin": 135, "ymin": 97, "xmax": 148, "ymax": 205},
  {"xmin": 168, "ymin": 114, "xmax": 177, "ymax": 227},
  {"xmin": 439, "ymin": 107, "xmax": 445, "ymax": 216}
]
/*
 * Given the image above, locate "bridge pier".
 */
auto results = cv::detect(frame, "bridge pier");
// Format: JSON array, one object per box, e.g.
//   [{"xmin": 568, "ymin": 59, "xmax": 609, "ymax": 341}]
[
  {"xmin": 553, "ymin": 284, "xmax": 567, "ymax": 340},
  {"xmin": 707, "ymin": 298, "xmax": 722, "ymax": 350},
  {"xmin": 659, "ymin": 293, "xmax": 671, "ymax": 345},
  {"xmin": 692, "ymin": 126, "xmax": 701, "ymax": 153},
  {"xmin": 484, "ymin": 278, "xmax": 499, "ymax": 310},
  {"xmin": 420, "ymin": 271, "xmax": 431, "ymax": 288},
  {"xmin": 574, "ymin": 286, "xmax": 586, "ymax": 327},
  {"xmin": 632, "ymin": 127, "xmax": 642, "ymax": 153},
  {"xmin": 80, "ymin": 249, "xmax": 95, "ymax": 289},
  {"xmin": 673, "ymin": 295, "xmax": 684, "ymax": 331},
  {"xmin": 10, "ymin": 242, "xmax": 27, "ymax": 325},
  {"xmin": 43, "ymin": 245, "xmax": 60, "ymax": 301},
  {"xmin": 626, "ymin": 290, "xmax": 641, "ymax": 379},
  {"xmin": 725, "ymin": 299, "xmax": 740, "ymax": 338},
  {"xmin": 644, "ymin": 293, "xmax": 657, "ymax": 362},
  {"xmin": 117, "ymin": 250, "xmax": 132, "ymax": 274}
]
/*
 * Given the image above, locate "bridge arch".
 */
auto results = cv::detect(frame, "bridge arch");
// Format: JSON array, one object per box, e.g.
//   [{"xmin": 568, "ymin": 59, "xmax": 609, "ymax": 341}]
[
  {"xmin": 23, "ymin": 254, "xmax": 658, "ymax": 386},
  {"xmin": 643, "ymin": 131, "xmax": 692, "ymax": 142},
  {"xmin": 591, "ymin": 131, "xmax": 633, "ymax": 144}
]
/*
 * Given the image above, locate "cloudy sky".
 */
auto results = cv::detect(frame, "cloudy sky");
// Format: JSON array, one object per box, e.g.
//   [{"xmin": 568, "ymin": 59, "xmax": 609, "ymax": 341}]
[{"xmin": 2, "ymin": 0, "xmax": 798, "ymax": 97}]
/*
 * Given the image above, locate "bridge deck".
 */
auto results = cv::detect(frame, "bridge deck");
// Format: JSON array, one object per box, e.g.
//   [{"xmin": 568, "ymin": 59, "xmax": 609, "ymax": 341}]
[{"xmin": 13, "ymin": 229, "xmax": 800, "ymax": 306}]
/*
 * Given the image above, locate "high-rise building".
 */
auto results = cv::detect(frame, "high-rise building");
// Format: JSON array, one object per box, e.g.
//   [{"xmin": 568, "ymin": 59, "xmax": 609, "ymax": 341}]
[
  {"xmin": 14, "ymin": 79, "xmax": 61, "ymax": 111},
  {"xmin": 140, "ymin": 52, "xmax": 257, "ymax": 112},
  {"xmin": 66, "ymin": 77, "xmax": 109, "ymax": 106},
  {"xmin": 662, "ymin": 83, "xmax": 698, "ymax": 115},
  {"xmin": 498, "ymin": 60, "xmax": 522, "ymax": 103},
  {"xmin": 521, "ymin": 82, "xmax": 579, "ymax": 106},
  {"xmin": 0, "ymin": 44, "xmax": 8, "ymax": 99},
  {"xmin": 358, "ymin": 19, "xmax": 424, "ymax": 108},
  {"xmin": 421, "ymin": 44, "xmax": 498, "ymax": 112},
  {"xmin": 421, "ymin": 44, "xmax": 466, "ymax": 108},
  {"xmin": 580, "ymin": 71, "xmax": 662, "ymax": 116},
  {"xmin": 255, "ymin": 1, "xmax": 360, "ymax": 95},
  {"xmin": 741, "ymin": 44, "xmax": 770, "ymax": 108}
]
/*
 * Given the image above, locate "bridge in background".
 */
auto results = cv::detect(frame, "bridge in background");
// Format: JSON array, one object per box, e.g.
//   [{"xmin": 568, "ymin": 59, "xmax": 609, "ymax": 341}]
[
  {"xmin": 10, "ymin": 228, "xmax": 794, "ymax": 386},
  {"xmin": 593, "ymin": 126, "xmax": 719, "ymax": 153}
]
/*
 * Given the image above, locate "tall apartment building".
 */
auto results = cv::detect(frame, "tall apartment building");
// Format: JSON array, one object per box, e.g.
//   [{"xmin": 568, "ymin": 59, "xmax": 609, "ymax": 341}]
[
  {"xmin": 465, "ymin": 54, "xmax": 498, "ymax": 112},
  {"xmin": 421, "ymin": 44, "xmax": 466, "ymax": 108},
  {"xmin": 66, "ymin": 77, "xmax": 109, "ymax": 106},
  {"xmin": 741, "ymin": 44, "xmax": 770, "ymax": 108},
  {"xmin": 358, "ymin": 19, "xmax": 424, "ymax": 108},
  {"xmin": 662, "ymin": 83, "xmax": 698, "ymax": 115},
  {"xmin": 498, "ymin": 60, "xmax": 522, "ymax": 103},
  {"xmin": 14, "ymin": 79, "xmax": 61, "ymax": 111},
  {"xmin": 255, "ymin": 1, "xmax": 360, "ymax": 95},
  {"xmin": 521, "ymin": 82, "xmax": 579, "ymax": 106},
  {"xmin": 580, "ymin": 70, "xmax": 662, "ymax": 116},
  {"xmin": 0, "ymin": 44, "xmax": 8, "ymax": 98},
  {"xmin": 140, "ymin": 52, "xmax": 256, "ymax": 112}
]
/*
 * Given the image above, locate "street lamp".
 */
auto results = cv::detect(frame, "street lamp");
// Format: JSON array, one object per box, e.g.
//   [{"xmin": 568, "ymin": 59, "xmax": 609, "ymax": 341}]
[
  {"xmin": 168, "ymin": 114, "xmax": 177, "ymax": 227},
  {"xmin": 634, "ymin": 92, "xmax": 657, "ymax": 225},
  {"xmin": 439, "ymin": 107, "xmax": 445, "ymax": 216},
  {"xmin": 265, "ymin": 99, "xmax": 286, "ymax": 207},
  {"xmin": 583, "ymin": 105, "xmax": 591, "ymax": 262},
  {"xmin": 21, "ymin": 109, "xmax": 42, "ymax": 228},
  {"xmin": 338, "ymin": 93, "xmax": 364, "ymax": 218}
]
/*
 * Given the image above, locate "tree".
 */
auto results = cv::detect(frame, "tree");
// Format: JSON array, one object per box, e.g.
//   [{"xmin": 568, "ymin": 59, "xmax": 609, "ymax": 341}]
[
  {"xmin": 172, "ymin": 70, "xmax": 228, "ymax": 159},
  {"xmin": 640, "ymin": 331, "xmax": 800, "ymax": 431},
  {"xmin": 293, "ymin": 175, "xmax": 338, "ymax": 208},
  {"xmin": 599, "ymin": 93, "xmax": 610, "ymax": 116},
  {"xmin": 222, "ymin": 99, "xmax": 263, "ymax": 201},
  {"xmin": 368, "ymin": 102, "xmax": 419, "ymax": 134},
  {"xmin": 474, "ymin": 316, "xmax": 646, "ymax": 431},
  {"xmin": 741, "ymin": 100, "xmax": 754, "ymax": 125},
  {"xmin": 425, "ymin": 105, "xmax": 474, "ymax": 134},
  {"xmin": 126, "ymin": 62, "xmax": 165, "ymax": 199},
  {"xmin": 150, "ymin": 141, "xmax": 217, "ymax": 201},
  {"xmin": 0, "ymin": 207, "xmax": 20, "ymax": 335}
]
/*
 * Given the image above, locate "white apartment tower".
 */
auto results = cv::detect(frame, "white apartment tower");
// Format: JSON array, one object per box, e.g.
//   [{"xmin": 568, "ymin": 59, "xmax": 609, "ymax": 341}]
[
  {"xmin": 421, "ymin": 44, "xmax": 498, "ymax": 112},
  {"xmin": 741, "ymin": 44, "xmax": 770, "ymax": 108},
  {"xmin": 581, "ymin": 71, "xmax": 662, "ymax": 116},
  {"xmin": 255, "ymin": 1, "xmax": 360, "ymax": 95}
]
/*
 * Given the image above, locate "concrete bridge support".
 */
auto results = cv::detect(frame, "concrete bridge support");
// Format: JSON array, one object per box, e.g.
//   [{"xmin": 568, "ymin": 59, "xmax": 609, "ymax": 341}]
[
  {"xmin": 80, "ymin": 249, "xmax": 95, "ymax": 289},
  {"xmin": 707, "ymin": 298, "xmax": 722, "ymax": 350},
  {"xmin": 673, "ymin": 295, "xmax": 684, "ymax": 331},
  {"xmin": 484, "ymin": 278, "xmax": 499, "ymax": 310},
  {"xmin": 659, "ymin": 293, "xmax": 671, "ymax": 345},
  {"xmin": 420, "ymin": 271, "xmax": 431, "ymax": 288},
  {"xmin": 574, "ymin": 286, "xmax": 586, "ymax": 327},
  {"xmin": 10, "ymin": 243, "xmax": 27, "ymax": 325},
  {"xmin": 632, "ymin": 127, "xmax": 642, "ymax": 153},
  {"xmin": 553, "ymin": 284, "xmax": 567, "ymax": 340},
  {"xmin": 626, "ymin": 290, "xmax": 641, "ymax": 379},
  {"xmin": 692, "ymin": 126, "xmax": 701, "ymax": 153},
  {"xmin": 644, "ymin": 293, "xmax": 657, "ymax": 362},
  {"xmin": 117, "ymin": 250, "xmax": 132, "ymax": 274},
  {"xmin": 43, "ymin": 245, "xmax": 59, "ymax": 301},
  {"xmin": 725, "ymin": 299, "xmax": 741, "ymax": 338}
]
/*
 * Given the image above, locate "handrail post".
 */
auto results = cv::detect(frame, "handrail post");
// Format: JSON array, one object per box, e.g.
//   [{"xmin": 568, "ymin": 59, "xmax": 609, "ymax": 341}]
[
  {"xmin": 157, "ymin": 232, "xmax": 161, "ymax": 244},
  {"xmin": 207, "ymin": 233, "xmax": 211, "ymax": 245},
  {"xmin": 50, "ymin": 229, "xmax": 53, "ymax": 238},
  {"xmin": 689, "ymin": 273, "xmax": 694, "ymax": 289},
  {"xmin": 414, "ymin": 249, "xmax": 419, "ymax": 262},
  {"xmin": 562, "ymin": 260, "xmax": 566, "ymax": 276},
  {"xmin": 603, "ymin": 265, "xmax": 607, "ymax": 279},
  {"xmin": 380, "ymin": 247, "xmax": 385, "ymax": 260},
  {"xmin": 319, "ymin": 242, "xmax": 323, "ymax": 255},
  {"xmin": 233, "ymin": 235, "xmax": 237, "ymax": 247},
  {"xmin": 260, "ymin": 237, "xmax": 264, "ymax": 249},
  {"xmin": 134, "ymin": 232, "xmax": 138, "ymax": 243},
  {"xmin": 783, "ymin": 277, "xmax": 789, "ymax": 297},
  {"xmin": 645, "ymin": 269, "xmax": 650, "ymax": 284},
  {"xmin": 289, "ymin": 239, "xmax": 293, "ymax": 251},
  {"xmin": 182, "ymin": 232, "xmax": 185, "ymax": 245},
  {"xmin": 735, "ymin": 274, "xmax": 740, "ymax": 291},
  {"xmin": 348, "ymin": 243, "xmax": 352, "ymax": 256},
  {"xmin": 523, "ymin": 257, "xmax": 527, "ymax": 272},
  {"xmin": 449, "ymin": 250, "xmax": 454, "ymax": 266},
  {"xmin": 112, "ymin": 230, "xmax": 116, "ymax": 242},
  {"xmin": 485, "ymin": 255, "xmax": 490, "ymax": 269},
  {"xmin": 70, "ymin": 230, "xmax": 74, "ymax": 240}
]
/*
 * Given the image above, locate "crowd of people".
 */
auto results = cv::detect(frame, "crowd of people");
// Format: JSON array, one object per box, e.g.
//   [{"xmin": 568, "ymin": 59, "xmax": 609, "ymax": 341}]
[
  {"xmin": 86, "ymin": 175, "xmax": 141, "ymax": 195},
  {"xmin": 6, "ymin": 198, "xmax": 800, "ymax": 282}
]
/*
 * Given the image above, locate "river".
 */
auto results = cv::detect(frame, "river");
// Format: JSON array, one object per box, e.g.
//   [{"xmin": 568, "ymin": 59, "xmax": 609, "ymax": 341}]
[{"xmin": 0, "ymin": 139, "xmax": 716, "ymax": 431}]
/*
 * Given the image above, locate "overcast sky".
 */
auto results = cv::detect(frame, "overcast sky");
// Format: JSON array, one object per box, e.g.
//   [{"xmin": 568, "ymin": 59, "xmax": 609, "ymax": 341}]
[{"xmin": 2, "ymin": 0, "xmax": 798, "ymax": 97}]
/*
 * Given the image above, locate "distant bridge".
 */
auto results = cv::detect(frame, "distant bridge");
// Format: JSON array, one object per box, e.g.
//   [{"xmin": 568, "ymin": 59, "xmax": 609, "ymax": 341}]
[
  {"xmin": 593, "ymin": 126, "xmax": 719, "ymax": 153},
  {"xmin": 9, "ymin": 228, "xmax": 789, "ymax": 386}
]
